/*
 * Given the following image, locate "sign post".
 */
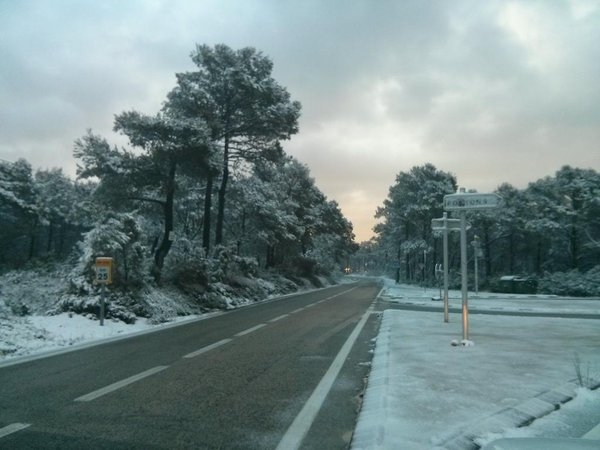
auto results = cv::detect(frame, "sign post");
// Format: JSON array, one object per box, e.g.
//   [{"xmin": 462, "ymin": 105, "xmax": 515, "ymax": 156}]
[
  {"xmin": 443, "ymin": 190, "xmax": 501, "ymax": 341},
  {"xmin": 431, "ymin": 213, "xmax": 462, "ymax": 323},
  {"xmin": 95, "ymin": 257, "xmax": 113, "ymax": 326},
  {"xmin": 472, "ymin": 235, "xmax": 481, "ymax": 295}
]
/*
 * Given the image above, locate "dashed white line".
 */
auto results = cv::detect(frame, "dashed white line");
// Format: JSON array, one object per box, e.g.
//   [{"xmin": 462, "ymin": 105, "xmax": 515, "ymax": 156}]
[
  {"xmin": 0, "ymin": 423, "xmax": 30, "ymax": 439},
  {"xmin": 268, "ymin": 314, "xmax": 290, "ymax": 323},
  {"xmin": 235, "ymin": 323, "xmax": 267, "ymax": 337},
  {"xmin": 74, "ymin": 366, "xmax": 169, "ymax": 402},
  {"xmin": 183, "ymin": 338, "xmax": 233, "ymax": 358}
]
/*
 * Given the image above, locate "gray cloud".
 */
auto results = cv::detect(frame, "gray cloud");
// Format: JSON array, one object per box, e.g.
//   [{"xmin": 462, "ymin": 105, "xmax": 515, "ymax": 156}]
[{"xmin": 1, "ymin": 0, "xmax": 599, "ymax": 241}]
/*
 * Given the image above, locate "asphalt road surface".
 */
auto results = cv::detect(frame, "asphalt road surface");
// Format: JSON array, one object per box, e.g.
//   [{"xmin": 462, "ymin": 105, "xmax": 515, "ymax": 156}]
[{"xmin": 0, "ymin": 281, "xmax": 381, "ymax": 449}]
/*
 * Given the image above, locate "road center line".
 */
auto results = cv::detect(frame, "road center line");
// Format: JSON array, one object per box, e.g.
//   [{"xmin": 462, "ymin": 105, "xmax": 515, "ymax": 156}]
[
  {"xmin": 291, "ymin": 307, "xmax": 306, "ymax": 314},
  {"xmin": 0, "ymin": 423, "xmax": 30, "ymax": 439},
  {"xmin": 74, "ymin": 366, "xmax": 169, "ymax": 402},
  {"xmin": 323, "ymin": 286, "xmax": 358, "ymax": 302},
  {"xmin": 268, "ymin": 314, "xmax": 289, "ymax": 323},
  {"xmin": 183, "ymin": 338, "xmax": 233, "ymax": 358},
  {"xmin": 276, "ymin": 303, "xmax": 374, "ymax": 450},
  {"xmin": 235, "ymin": 323, "xmax": 267, "ymax": 337}
]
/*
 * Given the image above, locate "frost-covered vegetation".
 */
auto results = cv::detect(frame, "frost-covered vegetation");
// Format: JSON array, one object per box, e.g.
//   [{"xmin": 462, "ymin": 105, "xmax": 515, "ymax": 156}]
[
  {"xmin": 355, "ymin": 163, "xmax": 600, "ymax": 296},
  {"xmin": 0, "ymin": 44, "xmax": 356, "ymax": 327}
]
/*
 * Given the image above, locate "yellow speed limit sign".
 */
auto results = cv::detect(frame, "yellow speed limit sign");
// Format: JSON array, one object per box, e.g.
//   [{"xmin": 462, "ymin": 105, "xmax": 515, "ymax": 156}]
[{"xmin": 95, "ymin": 257, "xmax": 113, "ymax": 284}]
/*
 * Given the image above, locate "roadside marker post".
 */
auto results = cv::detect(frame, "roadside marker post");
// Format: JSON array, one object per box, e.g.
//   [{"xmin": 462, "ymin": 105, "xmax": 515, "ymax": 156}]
[
  {"xmin": 442, "ymin": 190, "xmax": 501, "ymax": 340},
  {"xmin": 95, "ymin": 257, "xmax": 113, "ymax": 326}
]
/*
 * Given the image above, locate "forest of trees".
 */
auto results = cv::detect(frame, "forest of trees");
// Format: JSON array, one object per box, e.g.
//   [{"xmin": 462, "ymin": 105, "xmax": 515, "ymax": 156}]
[
  {"xmin": 1, "ymin": 44, "xmax": 598, "ymax": 300},
  {"xmin": 353, "ymin": 163, "xmax": 600, "ymax": 295},
  {"xmin": 0, "ymin": 44, "xmax": 357, "ymax": 292}
]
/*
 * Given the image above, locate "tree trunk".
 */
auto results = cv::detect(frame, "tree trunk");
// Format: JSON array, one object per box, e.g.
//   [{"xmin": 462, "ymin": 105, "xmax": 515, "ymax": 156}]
[
  {"xmin": 570, "ymin": 223, "xmax": 579, "ymax": 270},
  {"xmin": 215, "ymin": 135, "xmax": 230, "ymax": 246},
  {"xmin": 237, "ymin": 208, "xmax": 246, "ymax": 255},
  {"xmin": 28, "ymin": 217, "xmax": 38, "ymax": 260},
  {"xmin": 57, "ymin": 220, "xmax": 66, "ymax": 257},
  {"xmin": 483, "ymin": 225, "xmax": 492, "ymax": 282},
  {"xmin": 152, "ymin": 161, "xmax": 176, "ymax": 283},
  {"xmin": 508, "ymin": 232, "xmax": 515, "ymax": 274},
  {"xmin": 265, "ymin": 244, "xmax": 275, "ymax": 268},
  {"xmin": 46, "ymin": 220, "xmax": 54, "ymax": 254},
  {"xmin": 202, "ymin": 174, "xmax": 213, "ymax": 252},
  {"xmin": 535, "ymin": 235, "xmax": 543, "ymax": 275}
]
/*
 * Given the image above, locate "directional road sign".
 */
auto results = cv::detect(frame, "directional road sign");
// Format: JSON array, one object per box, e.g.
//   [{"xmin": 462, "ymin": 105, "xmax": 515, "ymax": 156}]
[
  {"xmin": 444, "ymin": 192, "xmax": 502, "ymax": 211},
  {"xmin": 432, "ymin": 217, "xmax": 462, "ymax": 231}
]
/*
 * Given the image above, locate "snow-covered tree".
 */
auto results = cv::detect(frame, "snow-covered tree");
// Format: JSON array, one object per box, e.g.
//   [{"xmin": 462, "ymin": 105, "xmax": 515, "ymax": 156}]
[
  {"xmin": 74, "ymin": 112, "xmax": 211, "ymax": 282},
  {"xmin": 165, "ymin": 44, "xmax": 302, "ymax": 248},
  {"xmin": 0, "ymin": 159, "xmax": 39, "ymax": 263},
  {"xmin": 374, "ymin": 164, "xmax": 457, "ymax": 281}
]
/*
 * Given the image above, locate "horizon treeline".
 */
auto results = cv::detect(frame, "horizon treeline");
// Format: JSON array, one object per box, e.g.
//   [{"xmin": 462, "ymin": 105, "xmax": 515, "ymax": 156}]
[{"xmin": 354, "ymin": 163, "xmax": 600, "ymax": 290}]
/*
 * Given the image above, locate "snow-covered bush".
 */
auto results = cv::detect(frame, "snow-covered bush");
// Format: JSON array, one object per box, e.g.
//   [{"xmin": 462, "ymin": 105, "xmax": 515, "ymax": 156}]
[
  {"xmin": 53, "ymin": 292, "xmax": 138, "ymax": 324},
  {"xmin": 69, "ymin": 212, "xmax": 148, "ymax": 293},
  {"xmin": 162, "ymin": 238, "xmax": 210, "ymax": 286},
  {"xmin": 538, "ymin": 266, "xmax": 600, "ymax": 297},
  {"xmin": 214, "ymin": 245, "xmax": 259, "ymax": 280}
]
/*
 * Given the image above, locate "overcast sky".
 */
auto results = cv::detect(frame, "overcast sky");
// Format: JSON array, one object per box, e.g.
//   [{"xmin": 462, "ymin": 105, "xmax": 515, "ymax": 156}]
[{"xmin": 1, "ymin": 0, "xmax": 599, "ymax": 241}]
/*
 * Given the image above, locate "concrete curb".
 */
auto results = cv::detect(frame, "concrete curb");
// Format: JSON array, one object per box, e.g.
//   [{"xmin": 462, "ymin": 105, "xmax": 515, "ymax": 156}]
[{"xmin": 439, "ymin": 379, "xmax": 600, "ymax": 449}]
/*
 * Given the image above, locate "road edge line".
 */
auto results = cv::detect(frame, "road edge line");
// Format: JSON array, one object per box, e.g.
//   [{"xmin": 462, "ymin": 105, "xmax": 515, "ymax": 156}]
[{"xmin": 276, "ymin": 303, "xmax": 374, "ymax": 450}]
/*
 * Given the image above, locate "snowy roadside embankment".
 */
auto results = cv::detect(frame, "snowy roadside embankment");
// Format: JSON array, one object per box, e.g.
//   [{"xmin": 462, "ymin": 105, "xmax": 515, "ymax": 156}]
[
  {"xmin": 0, "ymin": 267, "xmax": 348, "ymax": 362},
  {"xmin": 352, "ymin": 280, "xmax": 600, "ymax": 449}
]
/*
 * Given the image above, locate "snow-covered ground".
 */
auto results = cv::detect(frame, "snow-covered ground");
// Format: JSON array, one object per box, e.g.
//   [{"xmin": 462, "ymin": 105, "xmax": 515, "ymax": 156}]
[
  {"xmin": 2, "ymin": 274, "xmax": 599, "ymax": 449},
  {"xmin": 352, "ymin": 278, "xmax": 600, "ymax": 449},
  {"xmin": 0, "ymin": 311, "xmax": 211, "ymax": 365}
]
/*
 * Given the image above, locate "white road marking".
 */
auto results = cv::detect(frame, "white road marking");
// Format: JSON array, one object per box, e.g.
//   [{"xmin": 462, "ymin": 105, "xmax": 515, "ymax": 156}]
[
  {"xmin": 0, "ymin": 423, "xmax": 30, "ymax": 439},
  {"xmin": 276, "ymin": 303, "xmax": 375, "ymax": 450},
  {"xmin": 183, "ymin": 338, "xmax": 233, "ymax": 358},
  {"xmin": 74, "ymin": 366, "xmax": 169, "ymax": 402},
  {"xmin": 291, "ymin": 307, "xmax": 306, "ymax": 314},
  {"xmin": 268, "ymin": 314, "xmax": 289, "ymax": 323},
  {"xmin": 234, "ymin": 323, "xmax": 267, "ymax": 337}
]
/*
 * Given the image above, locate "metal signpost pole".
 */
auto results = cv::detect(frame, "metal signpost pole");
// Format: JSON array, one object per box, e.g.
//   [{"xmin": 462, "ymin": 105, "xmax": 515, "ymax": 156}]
[
  {"xmin": 95, "ymin": 257, "xmax": 113, "ymax": 327},
  {"xmin": 100, "ymin": 284, "xmax": 105, "ymax": 326},
  {"xmin": 443, "ymin": 213, "xmax": 449, "ymax": 323},
  {"xmin": 444, "ymin": 190, "xmax": 501, "ymax": 342},
  {"xmin": 473, "ymin": 235, "xmax": 480, "ymax": 295},
  {"xmin": 460, "ymin": 210, "xmax": 469, "ymax": 340}
]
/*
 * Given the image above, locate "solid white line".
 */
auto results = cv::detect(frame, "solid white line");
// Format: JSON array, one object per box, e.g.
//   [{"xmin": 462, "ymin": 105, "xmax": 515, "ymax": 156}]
[
  {"xmin": 74, "ymin": 366, "xmax": 169, "ymax": 402},
  {"xmin": 291, "ymin": 307, "xmax": 306, "ymax": 314},
  {"xmin": 269, "ymin": 314, "xmax": 289, "ymax": 323},
  {"xmin": 276, "ymin": 305, "xmax": 374, "ymax": 450},
  {"xmin": 0, "ymin": 423, "xmax": 30, "ymax": 439},
  {"xmin": 183, "ymin": 338, "xmax": 233, "ymax": 358},
  {"xmin": 234, "ymin": 323, "xmax": 267, "ymax": 337}
]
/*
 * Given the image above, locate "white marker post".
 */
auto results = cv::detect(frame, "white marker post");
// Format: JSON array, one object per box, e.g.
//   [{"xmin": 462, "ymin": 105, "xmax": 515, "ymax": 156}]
[
  {"xmin": 95, "ymin": 257, "xmax": 113, "ymax": 326},
  {"xmin": 443, "ymin": 190, "xmax": 501, "ymax": 340}
]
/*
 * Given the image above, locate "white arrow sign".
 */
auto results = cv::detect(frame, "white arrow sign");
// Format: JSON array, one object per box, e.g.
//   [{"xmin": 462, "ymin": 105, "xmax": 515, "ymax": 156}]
[{"xmin": 444, "ymin": 192, "xmax": 502, "ymax": 211}]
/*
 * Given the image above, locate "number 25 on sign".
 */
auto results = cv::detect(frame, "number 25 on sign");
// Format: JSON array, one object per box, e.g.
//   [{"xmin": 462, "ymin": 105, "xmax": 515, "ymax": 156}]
[{"xmin": 95, "ymin": 257, "xmax": 113, "ymax": 285}]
